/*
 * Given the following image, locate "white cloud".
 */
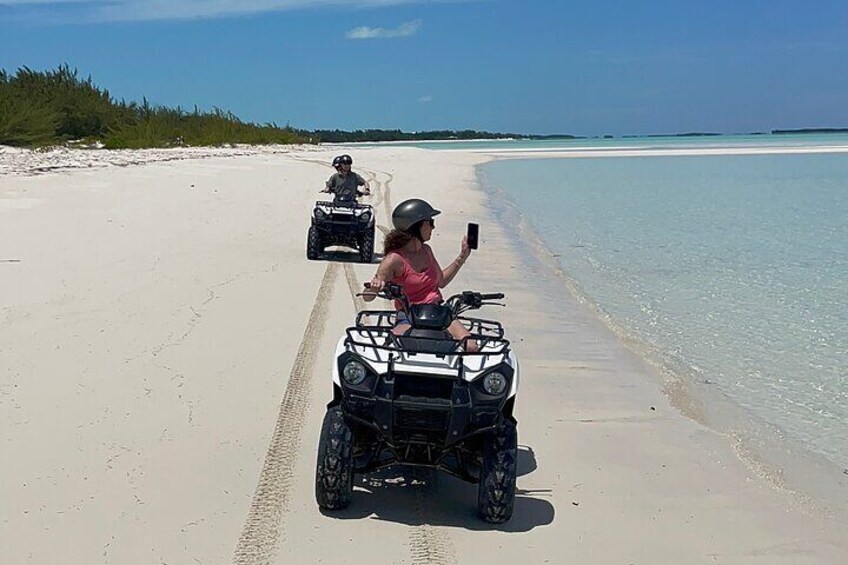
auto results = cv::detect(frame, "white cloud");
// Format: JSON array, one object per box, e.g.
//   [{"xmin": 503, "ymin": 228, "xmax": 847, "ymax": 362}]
[
  {"xmin": 345, "ymin": 19, "xmax": 422, "ymax": 40},
  {"xmin": 0, "ymin": 1, "xmax": 452, "ymax": 22},
  {"xmin": 418, "ymin": 95, "xmax": 433, "ymax": 103}
]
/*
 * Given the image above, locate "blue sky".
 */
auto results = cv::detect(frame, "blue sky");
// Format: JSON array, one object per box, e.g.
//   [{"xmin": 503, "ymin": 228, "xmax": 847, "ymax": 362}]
[{"xmin": 2, "ymin": 0, "xmax": 847, "ymax": 136}]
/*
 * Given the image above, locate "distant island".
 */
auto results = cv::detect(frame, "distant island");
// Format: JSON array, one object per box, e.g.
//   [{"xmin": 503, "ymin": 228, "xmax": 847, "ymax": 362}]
[
  {"xmin": 308, "ymin": 129, "xmax": 526, "ymax": 143},
  {"xmin": 308, "ymin": 130, "xmax": 579, "ymax": 143},
  {"xmin": 623, "ymin": 132, "xmax": 722, "ymax": 138},
  {"xmin": 523, "ymin": 134, "xmax": 579, "ymax": 140},
  {"xmin": 772, "ymin": 128, "xmax": 848, "ymax": 134}
]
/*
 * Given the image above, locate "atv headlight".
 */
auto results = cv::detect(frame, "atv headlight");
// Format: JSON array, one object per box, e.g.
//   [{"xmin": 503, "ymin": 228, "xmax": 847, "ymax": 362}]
[
  {"xmin": 482, "ymin": 372, "xmax": 507, "ymax": 395},
  {"xmin": 342, "ymin": 360, "xmax": 367, "ymax": 385},
  {"xmin": 359, "ymin": 211, "xmax": 372, "ymax": 223},
  {"xmin": 314, "ymin": 207, "xmax": 326, "ymax": 220}
]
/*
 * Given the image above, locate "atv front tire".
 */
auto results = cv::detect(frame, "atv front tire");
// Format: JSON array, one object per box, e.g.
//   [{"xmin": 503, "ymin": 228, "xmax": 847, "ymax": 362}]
[
  {"xmin": 315, "ymin": 407, "xmax": 354, "ymax": 510},
  {"xmin": 477, "ymin": 420, "xmax": 517, "ymax": 523},
  {"xmin": 307, "ymin": 226, "xmax": 321, "ymax": 260},
  {"xmin": 359, "ymin": 226, "xmax": 375, "ymax": 263}
]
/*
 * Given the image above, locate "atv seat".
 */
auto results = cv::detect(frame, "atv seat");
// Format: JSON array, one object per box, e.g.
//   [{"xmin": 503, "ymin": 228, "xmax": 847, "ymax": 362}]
[{"xmin": 395, "ymin": 329, "xmax": 461, "ymax": 355}]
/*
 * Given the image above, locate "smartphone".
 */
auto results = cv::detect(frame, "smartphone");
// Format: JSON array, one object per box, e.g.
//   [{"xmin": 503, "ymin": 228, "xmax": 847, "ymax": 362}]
[{"xmin": 467, "ymin": 222, "xmax": 479, "ymax": 250}]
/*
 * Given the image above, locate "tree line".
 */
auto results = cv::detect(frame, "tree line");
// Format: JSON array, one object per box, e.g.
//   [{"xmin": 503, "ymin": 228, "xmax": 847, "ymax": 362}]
[{"xmin": 0, "ymin": 65, "xmax": 536, "ymax": 148}]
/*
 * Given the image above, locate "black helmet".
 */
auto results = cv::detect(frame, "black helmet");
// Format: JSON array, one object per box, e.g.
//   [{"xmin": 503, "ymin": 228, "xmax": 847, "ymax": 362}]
[
  {"xmin": 332, "ymin": 155, "xmax": 342, "ymax": 167},
  {"xmin": 339, "ymin": 154, "xmax": 353, "ymax": 165},
  {"xmin": 391, "ymin": 198, "xmax": 441, "ymax": 232}
]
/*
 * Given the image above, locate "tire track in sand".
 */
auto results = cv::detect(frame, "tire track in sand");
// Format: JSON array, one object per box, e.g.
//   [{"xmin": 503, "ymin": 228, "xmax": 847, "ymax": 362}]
[
  {"xmin": 357, "ymin": 167, "xmax": 390, "ymax": 237},
  {"xmin": 232, "ymin": 263, "xmax": 339, "ymax": 565},
  {"xmin": 343, "ymin": 263, "xmax": 367, "ymax": 313},
  {"xmin": 237, "ymin": 158, "xmax": 454, "ymax": 564},
  {"xmin": 408, "ymin": 523, "xmax": 457, "ymax": 565},
  {"xmin": 336, "ymin": 169, "xmax": 457, "ymax": 565},
  {"xmin": 361, "ymin": 168, "xmax": 391, "ymax": 237},
  {"xmin": 407, "ymin": 473, "xmax": 457, "ymax": 565},
  {"xmin": 375, "ymin": 171, "xmax": 391, "ymax": 236},
  {"xmin": 377, "ymin": 170, "xmax": 394, "ymax": 226}
]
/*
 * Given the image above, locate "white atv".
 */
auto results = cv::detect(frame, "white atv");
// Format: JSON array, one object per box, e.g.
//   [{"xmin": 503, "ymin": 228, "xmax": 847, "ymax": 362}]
[
  {"xmin": 315, "ymin": 283, "xmax": 519, "ymax": 523},
  {"xmin": 306, "ymin": 200, "xmax": 375, "ymax": 263}
]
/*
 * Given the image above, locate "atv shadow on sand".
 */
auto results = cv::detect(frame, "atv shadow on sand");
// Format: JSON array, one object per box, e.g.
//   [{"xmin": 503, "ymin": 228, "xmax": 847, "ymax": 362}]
[
  {"xmin": 320, "ymin": 444, "xmax": 554, "ymax": 532},
  {"xmin": 318, "ymin": 248, "xmax": 384, "ymax": 265}
]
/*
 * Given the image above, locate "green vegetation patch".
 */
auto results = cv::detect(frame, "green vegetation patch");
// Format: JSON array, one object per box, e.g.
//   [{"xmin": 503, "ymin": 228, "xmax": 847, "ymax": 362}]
[{"xmin": 0, "ymin": 65, "xmax": 306, "ymax": 148}]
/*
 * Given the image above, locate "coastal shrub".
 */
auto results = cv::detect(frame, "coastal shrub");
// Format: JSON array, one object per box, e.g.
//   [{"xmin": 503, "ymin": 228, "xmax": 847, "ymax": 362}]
[
  {"xmin": 9, "ymin": 65, "xmax": 122, "ymax": 140},
  {"xmin": 1, "ymin": 65, "xmax": 307, "ymax": 148},
  {"xmin": 0, "ymin": 76, "xmax": 60, "ymax": 146},
  {"xmin": 103, "ymin": 105, "xmax": 302, "ymax": 148}
]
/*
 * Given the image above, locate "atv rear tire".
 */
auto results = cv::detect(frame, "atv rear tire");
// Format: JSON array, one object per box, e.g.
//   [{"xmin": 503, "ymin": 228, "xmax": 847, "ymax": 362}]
[
  {"xmin": 359, "ymin": 226, "xmax": 375, "ymax": 263},
  {"xmin": 477, "ymin": 420, "xmax": 517, "ymax": 523},
  {"xmin": 307, "ymin": 226, "xmax": 321, "ymax": 260},
  {"xmin": 315, "ymin": 407, "xmax": 354, "ymax": 510}
]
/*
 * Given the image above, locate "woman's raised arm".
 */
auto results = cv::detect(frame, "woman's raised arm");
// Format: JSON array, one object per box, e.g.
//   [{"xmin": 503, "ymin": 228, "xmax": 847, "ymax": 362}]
[{"xmin": 438, "ymin": 236, "xmax": 471, "ymax": 288}]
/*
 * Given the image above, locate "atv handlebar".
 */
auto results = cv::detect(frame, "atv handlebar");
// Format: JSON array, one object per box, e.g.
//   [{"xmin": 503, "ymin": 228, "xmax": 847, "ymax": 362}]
[
  {"xmin": 319, "ymin": 188, "xmax": 369, "ymax": 196},
  {"xmin": 361, "ymin": 281, "xmax": 403, "ymax": 297},
  {"xmin": 361, "ymin": 283, "xmax": 503, "ymax": 316}
]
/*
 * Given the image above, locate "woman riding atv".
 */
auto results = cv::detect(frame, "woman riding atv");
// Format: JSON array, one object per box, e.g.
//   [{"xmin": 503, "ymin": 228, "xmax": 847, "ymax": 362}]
[
  {"xmin": 364, "ymin": 198, "xmax": 477, "ymax": 350},
  {"xmin": 322, "ymin": 154, "xmax": 370, "ymax": 204}
]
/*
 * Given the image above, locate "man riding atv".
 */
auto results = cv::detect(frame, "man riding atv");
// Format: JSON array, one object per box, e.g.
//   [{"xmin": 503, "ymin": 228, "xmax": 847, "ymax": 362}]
[
  {"xmin": 307, "ymin": 154, "xmax": 375, "ymax": 262},
  {"xmin": 322, "ymin": 154, "xmax": 370, "ymax": 204}
]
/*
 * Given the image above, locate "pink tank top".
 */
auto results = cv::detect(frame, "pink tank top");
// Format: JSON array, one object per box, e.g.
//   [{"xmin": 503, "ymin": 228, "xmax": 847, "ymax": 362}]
[{"xmin": 390, "ymin": 247, "xmax": 443, "ymax": 308}]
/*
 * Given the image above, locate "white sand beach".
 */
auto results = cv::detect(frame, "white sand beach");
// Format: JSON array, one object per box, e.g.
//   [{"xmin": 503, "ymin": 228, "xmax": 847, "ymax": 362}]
[{"xmin": 2, "ymin": 144, "xmax": 847, "ymax": 564}]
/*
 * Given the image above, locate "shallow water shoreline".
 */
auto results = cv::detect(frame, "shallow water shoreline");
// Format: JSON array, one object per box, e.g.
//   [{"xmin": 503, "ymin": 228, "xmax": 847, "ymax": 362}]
[{"xmin": 473, "ymin": 156, "xmax": 848, "ymax": 517}]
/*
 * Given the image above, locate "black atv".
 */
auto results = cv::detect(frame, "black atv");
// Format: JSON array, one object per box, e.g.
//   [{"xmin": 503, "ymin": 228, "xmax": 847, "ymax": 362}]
[
  {"xmin": 315, "ymin": 283, "xmax": 519, "ymax": 523},
  {"xmin": 306, "ymin": 200, "xmax": 375, "ymax": 263}
]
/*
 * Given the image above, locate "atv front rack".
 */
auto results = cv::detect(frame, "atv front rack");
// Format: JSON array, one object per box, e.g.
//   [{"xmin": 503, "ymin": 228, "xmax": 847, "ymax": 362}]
[
  {"xmin": 315, "ymin": 200, "xmax": 371, "ymax": 210},
  {"xmin": 355, "ymin": 310, "xmax": 505, "ymax": 340},
  {"xmin": 346, "ymin": 310, "xmax": 511, "ymax": 371}
]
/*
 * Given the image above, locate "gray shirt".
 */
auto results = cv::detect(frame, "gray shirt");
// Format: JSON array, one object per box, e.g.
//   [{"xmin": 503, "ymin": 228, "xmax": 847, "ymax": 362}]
[{"xmin": 325, "ymin": 172, "xmax": 367, "ymax": 203}]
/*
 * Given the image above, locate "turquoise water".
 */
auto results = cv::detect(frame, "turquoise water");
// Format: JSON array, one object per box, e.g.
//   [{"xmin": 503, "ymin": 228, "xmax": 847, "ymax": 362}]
[{"xmin": 479, "ymin": 151, "xmax": 848, "ymax": 468}]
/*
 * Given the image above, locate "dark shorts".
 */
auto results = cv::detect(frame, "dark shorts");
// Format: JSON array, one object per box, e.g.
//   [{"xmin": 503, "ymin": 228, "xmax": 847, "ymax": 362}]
[{"xmin": 394, "ymin": 311, "xmax": 410, "ymax": 327}]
